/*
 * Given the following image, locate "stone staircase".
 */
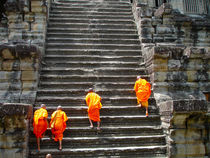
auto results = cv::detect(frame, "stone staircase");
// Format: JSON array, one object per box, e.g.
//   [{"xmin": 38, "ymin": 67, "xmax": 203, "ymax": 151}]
[{"xmin": 29, "ymin": 0, "xmax": 167, "ymax": 157}]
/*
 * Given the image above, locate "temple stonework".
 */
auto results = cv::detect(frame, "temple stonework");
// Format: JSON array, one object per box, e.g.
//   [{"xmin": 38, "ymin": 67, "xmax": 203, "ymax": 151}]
[{"xmin": 0, "ymin": 0, "xmax": 209, "ymax": 157}]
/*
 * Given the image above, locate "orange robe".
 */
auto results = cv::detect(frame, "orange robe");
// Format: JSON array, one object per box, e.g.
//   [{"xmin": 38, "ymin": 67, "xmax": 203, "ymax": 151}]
[
  {"xmin": 33, "ymin": 108, "xmax": 48, "ymax": 138},
  {"xmin": 50, "ymin": 110, "xmax": 68, "ymax": 141},
  {"xmin": 134, "ymin": 78, "xmax": 151, "ymax": 107},
  {"xmin": 86, "ymin": 92, "xmax": 102, "ymax": 122}
]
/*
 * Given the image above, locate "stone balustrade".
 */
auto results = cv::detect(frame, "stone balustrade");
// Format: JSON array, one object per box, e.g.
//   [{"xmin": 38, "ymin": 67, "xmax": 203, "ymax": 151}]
[{"xmin": 0, "ymin": 103, "xmax": 32, "ymax": 158}]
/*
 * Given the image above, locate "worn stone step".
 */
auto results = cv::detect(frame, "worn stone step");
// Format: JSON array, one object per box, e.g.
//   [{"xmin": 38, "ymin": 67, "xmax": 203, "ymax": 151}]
[
  {"xmin": 34, "ymin": 105, "xmax": 158, "ymax": 117},
  {"xmin": 51, "ymin": 6, "xmax": 131, "ymax": 13},
  {"xmin": 35, "ymin": 96, "xmax": 155, "ymax": 105},
  {"xmin": 29, "ymin": 145, "xmax": 167, "ymax": 158},
  {"xmin": 30, "ymin": 135, "xmax": 165, "ymax": 149},
  {"xmin": 47, "ymin": 38, "xmax": 140, "ymax": 45},
  {"xmin": 33, "ymin": 126, "xmax": 164, "ymax": 138},
  {"xmin": 50, "ymin": 10, "xmax": 132, "ymax": 16},
  {"xmin": 53, "ymin": 3, "xmax": 131, "ymax": 9},
  {"xmin": 44, "ymin": 61, "xmax": 142, "ymax": 68},
  {"xmin": 45, "ymin": 49, "xmax": 142, "ymax": 56},
  {"xmin": 40, "ymin": 68, "xmax": 146, "ymax": 76},
  {"xmin": 44, "ymin": 55, "xmax": 142, "ymax": 62},
  {"xmin": 47, "ymin": 28, "xmax": 137, "ymax": 34},
  {"xmin": 38, "ymin": 81, "xmax": 139, "ymax": 89},
  {"xmin": 49, "ymin": 13, "xmax": 133, "ymax": 20},
  {"xmin": 56, "ymin": 0, "xmax": 130, "ymax": 3},
  {"xmin": 49, "ymin": 18, "xmax": 134, "ymax": 25},
  {"xmin": 48, "ymin": 22, "xmax": 136, "ymax": 29},
  {"xmin": 40, "ymin": 75, "xmax": 148, "ymax": 82},
  {"xmin": 47, "ymin": 33, "xmax": 139, "ymax": 39}
]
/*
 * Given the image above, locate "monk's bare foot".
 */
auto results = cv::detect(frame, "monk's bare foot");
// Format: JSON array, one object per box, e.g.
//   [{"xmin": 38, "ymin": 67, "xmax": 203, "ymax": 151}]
[
  {"xmin": 89, "ymin": 125, "xmax": 93, "ymax": 129},
  {"xmin": 146, "ymin": 112, "xmax": 148, "ymax": 117},
  {"xmin": 97, "ymin": 127, "xmax": 100, "ymax": 131},
  {"xmin": 59, "ymin": 147, "xmax": 62, "ymax": 151},
  {"xmin": 137, "ymin": 103, "xmax": 142, "ymax": 108}
]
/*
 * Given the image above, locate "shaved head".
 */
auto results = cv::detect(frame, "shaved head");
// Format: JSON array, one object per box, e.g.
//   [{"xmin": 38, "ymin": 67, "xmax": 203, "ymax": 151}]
[
  {"xmin": 41, "ymin": 104, "xmax": 46, "ymax": 109},
  {"xmin": 88, "ymin": 88, "xmax": 94, "ymax": 92},
  {"xmin": 46, "ymin": 154, "xmax": 52, "ymax": 158},
  {"xmin": 57, "ymin": 105, "xmax": 62, "ymax": 110},
  {"xmin": 137, "ymin": 76, "xmax": 141, "ymax": 80}
]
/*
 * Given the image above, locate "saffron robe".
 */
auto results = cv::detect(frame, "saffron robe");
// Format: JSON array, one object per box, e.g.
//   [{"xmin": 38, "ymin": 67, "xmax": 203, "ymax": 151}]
[
  {"xmin": 134, "ymin": 78, "xmax": 151, "ymax": 107},
  {"xmin": 86, "ymin": 92, "xmax": 102, "ymax": 122},
  {"xmin": 33, "ymin": 108, "xmax": 48, "ymax": 138},
  {"xmin": 50, "ymin": 110, "xmax": 68, "ymax": 141}
]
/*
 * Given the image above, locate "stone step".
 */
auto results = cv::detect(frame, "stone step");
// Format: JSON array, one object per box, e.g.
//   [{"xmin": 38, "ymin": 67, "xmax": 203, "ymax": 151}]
[
  {"xmin": 47, "ymin": 38, "xmax": 140, "ymax": 45},
  {"xmin": 33, "ymin": 105, "xmax": 158, "ymax": 116},
  {"xmin": 47, "ymin": 28, "xmax": 137, "ymax": 34},
  {"xmin": 49, "ymin": 18, "xmax": 134, "ymax": 25},
  {"xmin": 29, "ymin": 145, "xmax": 167, "ymax": 158},
  {"xmin": 35, "ymin": 96, "xmax": 155, "ymax": 105},
  {"xmin": 44, "ymin": 55, "xmax": 142, "ymax": 62},
  {"xmin": 39, "ymin": 75, "xmax": 149, "ymax": 82},
  {"xmin": 48, "ymin": 22, "xmax": 136, "ymax": 29},
  {"xmin": 45, "ymin": 49, "xmax": 142, "ymax": 56},
  {"xmin": 40, "ymin": 68, "xmax": 146, "ymax": 76},
  {"xmin": 47, "ymin": 33, "xmax": 139, "ymax": 39},
  {"xmin": 32, "ymin": 126, "xmax": 164, "ymax": 138},
  {"xmin": 42, "ymin": 115, "xmax": 161, "ymax": 127},
  {"xmin": 50, "ymin": 10, "xmax": 132, "ymax": 16},
  {"xmin": 44, "ymin": 61, "xmax": 142, "ymax": 68},
  {"xmin": 38, "ymin": 81, "xmax": 140, "ymax": 89},
  {"xmin": 29, "ymin": 135, "xmax": 165, "ymax": 149},
  {"xmin": 56, "ymin": 0, "xmax": 130, "ymax": 3},
  {"xmin": 49, "ymin": 13, "xmax": 133, "ymax": 20},
  {"xmin": 53, "ymin": 3, "xmax": 131, "ymax": 9},
  {"xmin": 51, "ymin": 6, "xmax": 132, "ymax": 13}
]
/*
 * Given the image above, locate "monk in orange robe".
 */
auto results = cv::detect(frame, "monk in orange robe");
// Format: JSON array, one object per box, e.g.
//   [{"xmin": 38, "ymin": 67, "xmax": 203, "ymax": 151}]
[
  {"xmin": 50, "ymin": 105, "xmax": 68, "ymax": 150},
  {"xmin": 33, "ymin": 104, "xmax": 48, "ymax": 151},
  {"xmin": 86, "ymin": 88, "xmax": 102, "ymax": 130},
  {"xmin": 134, "ymin": 76, "xmax": 151, "ymax": 117}
]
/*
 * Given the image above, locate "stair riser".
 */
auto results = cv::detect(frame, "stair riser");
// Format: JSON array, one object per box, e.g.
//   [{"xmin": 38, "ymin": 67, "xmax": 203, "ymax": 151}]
[
  {"xmin": 45, "ymin": 50, "xmax": 142, "ymax": 56},
  {"xmin": 47, "ymin": 39, "xmax": 140, "ymax": 45},
  {"xmin": 51, "ymin": 7, "xmax": 131, "ymax": 13},
  {"xmin": 47, "ymin": 34, "xmax": 139, "ymax": 39},
  {"xmin": 44, "ymin": 57, "xmax": 142, "ymax": 62},
  {"xmin": 53, "ymin": 4, "xmax": 131, "ymax": 9},
  {"xmin": 36, "ymin": 98, "xmax": 156, "ymax": 105},
  {"xmin": 44, "ymin": 63, "xmax": 141, "ymax": 68},
  {"xmin": 34, "ymin": 108, "xmax": 158, "ymax": 116},
  {"xmin": 50, "ymin": 14, "xmax": 132, "ymax": 20},
  {"xmin": 48, "ymin": 23, "xmax": 136, "ymax": 29},
  {"xmin": 47, "ymin": 29, "xmax": 137, "ymax": 34},
  {"xmin": 30, "ymin": 138, "xmax": 165, "ymax": 149},
  {"xmin": 49, "ymin": 19, "xmax": 134, "ymax": 25}
]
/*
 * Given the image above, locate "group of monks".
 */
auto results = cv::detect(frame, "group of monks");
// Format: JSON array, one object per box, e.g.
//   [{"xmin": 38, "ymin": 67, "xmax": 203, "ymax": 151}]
[{"xmin": 33, "ymin": 76, "xmax": 151, "ymax": 151}]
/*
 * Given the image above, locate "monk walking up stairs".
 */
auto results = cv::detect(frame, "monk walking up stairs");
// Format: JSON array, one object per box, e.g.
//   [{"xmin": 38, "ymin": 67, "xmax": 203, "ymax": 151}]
[{"xmin": 29, "ymin": 0, "xmax": 167, "ymax": 157}]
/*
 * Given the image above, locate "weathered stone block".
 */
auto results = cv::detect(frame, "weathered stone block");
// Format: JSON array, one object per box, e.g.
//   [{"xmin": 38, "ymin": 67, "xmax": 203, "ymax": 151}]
[
  {"xmin": 20, "ymin": 91, "xmax": 37, "ymax": 104},
  {"xmin": 22, "ymin": 81, "xmax": 38, "ymax": 91},
  {"xmin": 0, "ymin": 71, "xmax": 21, "ymax": 81},
  {"xmin": 156, "ymin": 26, "xmax": 175, "ymax": 34},
  {"xmin": 20, "ymin": 62, "xmax": 39, "ymax": 70},
  {"xmin": 154, "ymin": 58, "xmax": 168, "ymax": 71},
  {"xmin": 1, "ymin": 48, "xmax": 15, "ymax": 59},
  {"xmin": 168, "ymin": 60, "xmax": 181, "ymax": 71},
  {"xmin": 21, "ymin": 71, "xmax": 38, "ymax": 81}
]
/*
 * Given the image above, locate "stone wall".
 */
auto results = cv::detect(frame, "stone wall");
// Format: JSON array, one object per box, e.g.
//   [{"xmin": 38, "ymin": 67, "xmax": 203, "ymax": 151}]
[
  {"xmin": 132, "ymin": 1, "xmax": 210, "ymax": 47},
  {"xmin": 0, "ymin": 0, "xmax": 51, "ymax": 104},
  {"xmin": 0, "ymin": 103, "xmax": 32, "ymax": 158},
  {"xmin": 132, "ymin": 1, "xmax": 210, "ymax": 157},
  {"xmin": 0, "ymin": 44, "xmax": 41, "ymax": 104},
  {"xmin": 142, "ymin": 45, "xmax": 210, "ymax": 157}
]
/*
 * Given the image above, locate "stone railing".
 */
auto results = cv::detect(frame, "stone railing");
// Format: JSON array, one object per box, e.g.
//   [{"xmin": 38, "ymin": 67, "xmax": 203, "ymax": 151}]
[
  {"xmin": 0, "ymin": 103, "xmax": 33, "ymax": 158},
  {"xmin": 0, "ymin": 44, "xmax": 41, "ymax": 104},
  {"xmin": 143, "ymin": 45, "xmax": 210, "ymax": 157}
]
